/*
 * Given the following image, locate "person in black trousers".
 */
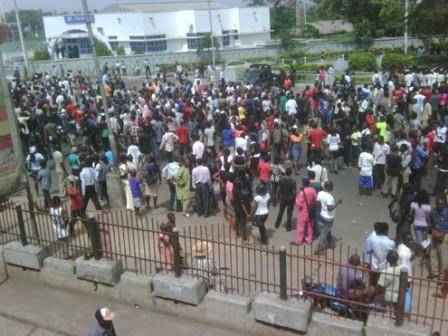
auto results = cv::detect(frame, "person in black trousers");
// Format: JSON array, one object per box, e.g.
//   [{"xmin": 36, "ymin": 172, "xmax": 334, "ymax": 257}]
[{"xmin": 274, "ymin": 168, "xmax": 297, "ymax": 231}]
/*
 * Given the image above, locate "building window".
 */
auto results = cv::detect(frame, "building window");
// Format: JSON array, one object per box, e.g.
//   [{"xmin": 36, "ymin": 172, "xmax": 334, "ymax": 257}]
[
  {"xmin": 130, "ymin": 34, "xmax": 167, "ymax": 53},
  {"xmin": 222, "ymin": 30, "xmax": 238, "ymax": 47},
  {"xmin": 186, "ymin": 32, "xmax": 208, "ymax": 50},
  {"xmin": 109, "ymin": 36, "xmax": 118, "ymax": 40},
  {"xmin": 109, "ymin": 41, "xmax": 118, "ymax": 51},
  {"xmin": 64, "ymin": 37, "xmax": 92, "ymax": 55}
]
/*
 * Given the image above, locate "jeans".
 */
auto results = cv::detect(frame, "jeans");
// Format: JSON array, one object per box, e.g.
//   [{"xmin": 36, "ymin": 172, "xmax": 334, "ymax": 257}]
[
  {"xmin": 395, "ymin": 219, "xmax": 410, "ymax": 245},
  {"xmin": 195, "ymin": 183, "xmax": 210, "ymax": 216},
  {"xmin": 315, "ymin": 217, "xmax": 334, "ymax": 252},
  {"xmin": 83, "ymin": 185, "xmax": 102, "ymax": 211},
  {"xmin": 168, "ymin": 182, "xmax": 181, "ymax": 212},
  {"xmin": 274, "ymin": 199, "xmax": 294, "ymax": 230},
  {"xmin": 414, "ymin": 226, "xmax": 427, "ymax": 244},
  {"xmin": 234, "ymin": 205, "xmax": 247, "ymax": 240},
  {"xmin": 256, "ymin": 214, "xmax": 269, "ymax": 243}
]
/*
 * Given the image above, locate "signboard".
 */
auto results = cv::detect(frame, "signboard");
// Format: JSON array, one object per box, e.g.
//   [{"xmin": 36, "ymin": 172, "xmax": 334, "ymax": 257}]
[
  {"xmin": 64, "ymin": 15, "xmax": 95, "ymax": 24},
  {"xmin": 0, "ymin": 53, "xmax": 26, "ymax": 197}
]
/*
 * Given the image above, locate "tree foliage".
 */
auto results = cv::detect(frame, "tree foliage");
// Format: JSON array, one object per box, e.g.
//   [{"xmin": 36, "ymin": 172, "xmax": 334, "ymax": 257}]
[
  {"xmin": 116, "ymin": 46, "xmax": 126, "ymax": 56},
  {"xmin": 348, "ymin": 52, "xmax": 377, "ymax": 71},
  {"xmin": 409, "ymin": 0, "xmax": 448, "ymax": 40},
  {"xmin": 313, "ymin": 0, "xmax": 411, "ymax": 43},
  {"xmin": 5, "ymin": 9, "xmax": 52, "ymax": 40},
  {"xmin": 31, "ymin": 48, "xmax": 50, "ymax": 61},
  {"xmin": 95, "ymin": 41, "xmax": 113, "ymax": 57}
]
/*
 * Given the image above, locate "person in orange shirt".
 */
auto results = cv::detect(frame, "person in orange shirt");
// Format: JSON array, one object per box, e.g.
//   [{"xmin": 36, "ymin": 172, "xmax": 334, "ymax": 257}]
[
  {"xmin": 289, "ymin": 127, "xmax": 303, "ymax": 175},
  {"xmin": 284, "ymin": 76, "xmax": 292, "ymax": 90}
]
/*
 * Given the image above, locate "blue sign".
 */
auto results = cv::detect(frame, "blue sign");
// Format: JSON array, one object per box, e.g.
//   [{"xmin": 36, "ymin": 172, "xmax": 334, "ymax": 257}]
[{"xmin": 64, "ymin": 15, "xmax": 95, "ymax": 24}]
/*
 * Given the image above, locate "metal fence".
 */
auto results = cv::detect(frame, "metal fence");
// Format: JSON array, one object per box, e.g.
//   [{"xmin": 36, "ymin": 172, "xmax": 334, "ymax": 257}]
[{"xmin": 0, "ymin": 201, "xmax": 446, "ymax": 333}]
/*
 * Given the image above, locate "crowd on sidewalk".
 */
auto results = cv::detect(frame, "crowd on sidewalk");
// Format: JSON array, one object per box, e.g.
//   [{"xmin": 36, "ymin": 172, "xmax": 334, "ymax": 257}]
[{"xmin": 11, "ymin": 62, "xmax": 448, "ymax": 300}]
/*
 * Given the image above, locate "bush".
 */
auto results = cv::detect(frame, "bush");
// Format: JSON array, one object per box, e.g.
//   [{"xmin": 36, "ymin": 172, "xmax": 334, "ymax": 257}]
[
  {"xmin": 95, "ymin": 42, "xmax": 113, "ymax": 57},
  {"xmin": 134, "ymin": 48, "xmax": 144, "ymax": 55},
  {"xmin": 31, "ymin": 48, "xmax": 50, "ymax": 61},
  {"xmin": 296, "ymin": 62, "xmax": 333, "ymax": 72},
  {"xmin": 348, "ymin": 52, "xmax": 376, "ymax": 71},
  {"xmin": 116, "ymin": 46, "xmax": 125, "ymax": 56},
  {"xmin": 381, "ymin": 53, "xmax": 404, "ymax": 69}
]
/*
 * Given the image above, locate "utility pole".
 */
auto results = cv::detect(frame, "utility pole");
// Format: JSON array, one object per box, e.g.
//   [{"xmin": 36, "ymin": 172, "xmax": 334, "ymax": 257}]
[
  {"xmin": 207, "ymin": 0, "xmax": 215, "ymax": 66},
  {"xmin": 296, "ymin": 0, "xmax": 300, "ymax": 26},
  {"xmin": 13, "ymin": 0, "xmax": 29, "ymax": 73},
  {"xmin": 404, "ymin": 0, "xmax": 408, "ymax": 54},
  {"xmin": 81, "ymin": 0, "xmax": 118, "ymax": 165}
]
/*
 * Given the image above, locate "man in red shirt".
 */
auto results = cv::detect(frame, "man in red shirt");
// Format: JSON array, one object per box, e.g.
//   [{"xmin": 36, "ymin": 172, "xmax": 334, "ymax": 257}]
[
  {"xmin": 175, "ymin": 120, "xmax": 190, "ymax": 156},
  {"xmin": 307, "ymin": 121, "xmax": 327, "ymax": 164},
  {"xmin": 67, "ymin": 175, "xmax": 86, "ymax": 236},
  {"xmin": 392, "ymin": 86, "xmax": 407, "ymax": 112}
]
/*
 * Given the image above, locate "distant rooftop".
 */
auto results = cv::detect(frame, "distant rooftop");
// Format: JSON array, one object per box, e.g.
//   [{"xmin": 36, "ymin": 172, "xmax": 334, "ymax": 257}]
[{"xmin": 100, "ymin": 2, "xmax": 230, "ymax": 13}]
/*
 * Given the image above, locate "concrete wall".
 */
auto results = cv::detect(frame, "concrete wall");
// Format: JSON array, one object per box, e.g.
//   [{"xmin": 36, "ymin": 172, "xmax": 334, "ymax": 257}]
[{"xmin": 27, "ymin": 47, "xmax": 279, "ymax": 76}]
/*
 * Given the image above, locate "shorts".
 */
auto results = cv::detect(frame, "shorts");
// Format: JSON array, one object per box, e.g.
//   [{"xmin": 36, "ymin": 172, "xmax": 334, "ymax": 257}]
[
  {"xmin": 145, "ymin": 182, "xmax": 160, "ymax": 197},
  {"xmin": 359, "ymin": 175, "xmax": 373, "ymax": 189},
  {"xmin": 133, "ymin": 197, "xmax": 142, "ymax": 209}
]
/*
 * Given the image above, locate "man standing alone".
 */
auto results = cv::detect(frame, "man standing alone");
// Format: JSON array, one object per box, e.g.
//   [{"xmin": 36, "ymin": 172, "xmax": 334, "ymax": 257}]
[
  {"xmin": 274, "ymin": 167, "xmax": 297, "ymax": 232},
  {"xmin": 315, "ymin": 180, "xmax": 342, "ymax": 255},
  {"xmin": 192, "ymin": 158, "xmax": 212, "ymax": 218}
]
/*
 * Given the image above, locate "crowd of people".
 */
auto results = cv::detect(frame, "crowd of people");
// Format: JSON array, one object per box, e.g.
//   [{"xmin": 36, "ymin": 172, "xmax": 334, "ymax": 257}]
[{"xmin": 11, "ymin": 60, "xmax": 448, "ymax": 300}]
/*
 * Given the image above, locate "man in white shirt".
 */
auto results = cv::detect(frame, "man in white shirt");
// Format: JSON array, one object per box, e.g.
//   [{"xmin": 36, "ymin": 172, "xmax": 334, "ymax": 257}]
[
  {"xmin": 397, "ymin": 231, "xmax": 414, "ymax": 278},
  {"xmin": 192, "ymin": 135, "xmax": 205, "ymax": 160},
  {"xmin": 315, "ymin": 180, "xmax": 343, "ymax": 255},
  {"xmin": 308, "ymin": 159, "xmax": 328, "ymax": 188},
  {"xmin": 159, "ymin": 130, "xmax": 179, "ymax": 163},
  {"xmin": 358, "ymin": 145, "xmax": 376, "ymax": 197},
  {"xmin": 285, "ymin": 95, "xmax": 298, "ymax": 116},
  {"xmin": 373, "ymin": 135, "xmax": 390, "ymax": 190},
  {"xmin": 370, "ymin": 222, "xmax": 396, "ymax": 284}
]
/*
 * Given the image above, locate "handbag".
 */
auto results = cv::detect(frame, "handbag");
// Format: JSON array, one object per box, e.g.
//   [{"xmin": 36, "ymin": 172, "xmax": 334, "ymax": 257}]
[
  {"xmin": 431, "ymin": 229, "xmax": 446, "ymax": 241},
  {"xmin": 302, "ymin": 188, "xmax": 317, "ymax": 218}
]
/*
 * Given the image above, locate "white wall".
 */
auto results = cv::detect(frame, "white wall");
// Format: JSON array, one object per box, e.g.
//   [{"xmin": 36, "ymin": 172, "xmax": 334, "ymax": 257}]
[{"xmin": 43, "ymin": 6, "xmax": 271, "ymax": 54}]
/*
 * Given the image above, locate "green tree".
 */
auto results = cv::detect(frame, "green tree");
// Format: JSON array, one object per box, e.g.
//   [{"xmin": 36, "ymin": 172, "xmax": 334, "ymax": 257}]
[
  {"xmin": 31, "ymin": 48, "xmax": 50, "ymax": 61},
  {"xmin": 95, "ymin": 41, "xmax": 112, "ymax": 57},
  {"xmin": 197, "ymin": 34, "xmax": 220, "ymax": 63},
  {"xmin": 348, "ymin": 52, "xmax": 376, "ymax": 71},
  {"xmin": 134, "ymin": 48, "xmax": 144, "ymax": 55},
  {"xmin": 116, "ymin": 46, "xmax": 126, "ymax": 56},
  {"xmin": 410, "ymin": 0, "xmax": 448, "ymax": 40}
]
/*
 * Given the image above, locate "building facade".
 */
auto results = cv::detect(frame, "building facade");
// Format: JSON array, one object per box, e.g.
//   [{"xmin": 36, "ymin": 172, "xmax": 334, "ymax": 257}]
[{"xmin": 43, "ymin": 2, "xmax": 271, "ymax": 59}]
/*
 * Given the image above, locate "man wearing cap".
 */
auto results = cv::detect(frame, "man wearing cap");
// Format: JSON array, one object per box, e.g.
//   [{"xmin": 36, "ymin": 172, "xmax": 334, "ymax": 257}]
[{"xmin": 88, "ymin": 307, "xmax": 116, "ymax": 336}]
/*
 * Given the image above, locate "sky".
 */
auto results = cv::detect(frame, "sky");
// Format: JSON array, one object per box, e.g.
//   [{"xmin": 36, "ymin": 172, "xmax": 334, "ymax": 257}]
[{"xmin": 3, "ymin": 0, "xmax": 248, "ymax": 13}]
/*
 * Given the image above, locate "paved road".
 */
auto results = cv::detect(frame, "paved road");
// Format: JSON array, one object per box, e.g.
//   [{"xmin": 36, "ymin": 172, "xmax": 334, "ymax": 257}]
[{"xmin": 0, "ymin": 276, "xmax": 249, "ymax": 336}]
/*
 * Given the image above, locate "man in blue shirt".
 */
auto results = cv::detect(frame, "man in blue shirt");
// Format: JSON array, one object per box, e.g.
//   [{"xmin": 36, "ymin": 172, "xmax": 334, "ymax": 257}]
[
  {"xmin": 428, "ymin": 198, "xmax": 448, "ymax": 280},
  {"xmin": 410, "ymin": 140, "xmax": 427, "ymax": 190}
]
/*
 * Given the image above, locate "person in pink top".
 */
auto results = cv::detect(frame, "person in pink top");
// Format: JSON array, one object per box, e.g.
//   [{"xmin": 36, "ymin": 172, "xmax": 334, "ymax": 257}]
[
  {"xmin": 257, "ymin": 154, "xmax": 272, "ymax": 195},
  {"xmin": 291, "ymin": 175, "xmax": 317, "ymax": 246}
]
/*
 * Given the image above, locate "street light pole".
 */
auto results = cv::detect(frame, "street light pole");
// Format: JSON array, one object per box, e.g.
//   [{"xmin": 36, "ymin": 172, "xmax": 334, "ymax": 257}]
[
  {"xmin": 404, "ymin": 0, "xmax": 409, "ymax": 54},
  {"xmin": 81, "ymin": 0, "xmax": 118, "ymax": 165},
  {"xmin": 207, "ymin": 0, "xmax": 215, "ymax": 66},
  {"xmin": 13, "ymin": 0, "xmax": 29, "ymax": 73}
]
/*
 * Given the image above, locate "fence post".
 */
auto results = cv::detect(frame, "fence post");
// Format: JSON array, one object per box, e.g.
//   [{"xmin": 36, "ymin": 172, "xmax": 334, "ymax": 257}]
[
  {"xmin": 279, "ymin": 246, "xmax": 287, "ymax": 300},
  {"xmin": 88, "ymin": 217, "xmax": 102, "ymax": 260},
  {"xmin": 395, "ymin": 268, "xmax": 409, "ymax": 327},
  {"xmin": 15, "ymin": 205, "xmax": 28, "ymax": 246},
  {"xmin": 172, "ymin": 228, "xmax": 182, "ymax": 278}
]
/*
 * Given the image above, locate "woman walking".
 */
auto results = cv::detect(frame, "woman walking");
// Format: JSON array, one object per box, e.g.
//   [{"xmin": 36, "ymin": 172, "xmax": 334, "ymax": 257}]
[{"xmin": 250, "ymin": 183, "xmax": 271, "ymax": 246}]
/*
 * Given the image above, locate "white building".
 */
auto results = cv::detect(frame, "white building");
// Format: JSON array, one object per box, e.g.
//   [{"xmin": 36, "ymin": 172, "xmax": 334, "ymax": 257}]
[{"xmin": 43, "ymin": 2, "xmax": 271, "ymax": 58}]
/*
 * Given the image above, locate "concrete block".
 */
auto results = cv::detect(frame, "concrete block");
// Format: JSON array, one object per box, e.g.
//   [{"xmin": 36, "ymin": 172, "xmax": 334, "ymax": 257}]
[
  {"xmin": 106, "ymin": 173, "xmax": 125, "ymax": 208},
  {"xmin": 118, "ymin": 271, "xmax": 153, "ymax": 293},
  {"xmin": 152, "ymin": 272, "xmax": 206, "ymax": 306},
  {"xmin": 42, "ymin": 257, "xmax": 76, "ymax": 278},
  {"xmin": 366, "ymin": 315, "xmax": 431, "ymax": 336},
  {"xmin": 203, "ymin": 290, "xmax": 252, "ymax": 322},
  {"xmin": 75, "ymin": 257, "xmax": 122, "ymax": 286},
  {"xmin": 309, "ymin": 312, "xmax": 364, "ymax": 336},
  {"xmin": 3, "ymin": 241, "xmax": 48, "ymax": 270},
  {"xmin": 253, "ymin": 292, "xmax": 311, "ymax": 333}
]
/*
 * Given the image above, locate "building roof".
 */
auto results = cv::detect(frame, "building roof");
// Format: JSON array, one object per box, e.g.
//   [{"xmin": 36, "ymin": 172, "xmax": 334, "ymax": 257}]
[
  {"xmin": 100, "ymin": 2, "xmax": 230, "ymax": 13},
  {"xmin": 309, "ymin": 20, "xmax": 353, "ymax": 35}
]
